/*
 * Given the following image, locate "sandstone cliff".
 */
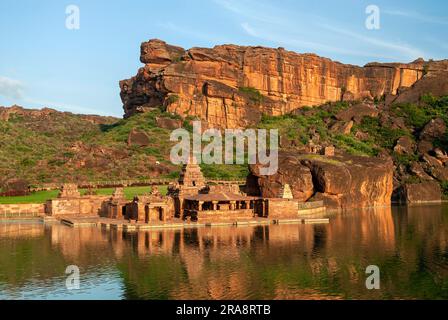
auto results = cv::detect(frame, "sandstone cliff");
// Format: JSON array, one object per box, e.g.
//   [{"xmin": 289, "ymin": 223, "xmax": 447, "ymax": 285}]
[{"xmin": 120, "ymin": 39, "xmax": 448, "ymax": 128}]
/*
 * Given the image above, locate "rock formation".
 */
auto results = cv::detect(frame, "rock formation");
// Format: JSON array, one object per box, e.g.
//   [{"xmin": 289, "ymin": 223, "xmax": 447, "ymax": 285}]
[
  {"xmin": 247, "ymin": 152, "xmax": 394, "ymax": 210},
  {"xmin": 120, "ymin": 39, "xmax": 448, "ymax": 128},
  {"xmin": 398, "ymin": 181, "xmax": 442, "ymax": 203},
  {"xmin": 127, "ymin": 128, "xmax": 151, "ymax": 147}
]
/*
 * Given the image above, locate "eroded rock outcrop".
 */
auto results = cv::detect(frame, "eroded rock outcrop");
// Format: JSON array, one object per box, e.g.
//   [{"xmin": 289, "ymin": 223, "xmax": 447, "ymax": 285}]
[
  {"xmin": 246, "ymin": 154, "xmax": 314, "ymax": 202},
  {"xmin": 398, "ymin": 181, "xmax": 442, "ymax": 203},
  {"xmin": 392, "ymin": 71, "xmax": 448, "ymax": 105},
  {"xmin": 120, "ymin": 39, "xmax": 448, "ymax": 128},
  {"xmin": 247, "ymin": 152, "xmax": 394, "ymax": 210}
]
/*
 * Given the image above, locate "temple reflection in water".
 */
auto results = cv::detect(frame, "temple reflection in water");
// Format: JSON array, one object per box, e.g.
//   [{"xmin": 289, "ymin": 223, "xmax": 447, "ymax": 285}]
[{"xmin": 0, "ymin": 204, "xmax": 447, "ymax": 299}]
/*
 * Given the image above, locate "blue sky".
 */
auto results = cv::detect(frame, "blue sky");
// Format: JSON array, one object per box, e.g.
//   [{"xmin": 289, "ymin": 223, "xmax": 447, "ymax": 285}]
[{"xmin": 0, "ymin": 0, "xmax": 447, "ymax": 117}]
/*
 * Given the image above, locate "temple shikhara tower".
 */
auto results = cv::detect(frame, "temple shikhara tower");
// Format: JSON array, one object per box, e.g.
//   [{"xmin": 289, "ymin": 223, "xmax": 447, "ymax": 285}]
[{"xmin": 178, "ymin": 158, "xmax": 206, "ymax": 188}]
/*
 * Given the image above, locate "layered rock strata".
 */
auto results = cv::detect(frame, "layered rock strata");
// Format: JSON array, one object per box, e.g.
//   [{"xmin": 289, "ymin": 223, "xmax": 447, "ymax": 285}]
[{"xmin": 120, "ymin": 39, "xmax": 448, "ymax": 128}]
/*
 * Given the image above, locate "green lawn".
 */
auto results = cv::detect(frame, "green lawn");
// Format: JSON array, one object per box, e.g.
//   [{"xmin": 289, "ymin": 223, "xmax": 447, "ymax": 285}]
[{"xmin": 0, "ymin": 185, "xmax": 168, "ymax": 204}]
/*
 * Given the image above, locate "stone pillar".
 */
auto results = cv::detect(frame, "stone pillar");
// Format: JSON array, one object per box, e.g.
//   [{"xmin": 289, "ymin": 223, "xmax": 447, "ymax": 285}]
[
  {"xmin": 212, "ymin": 201, "xmax": 218, "ymax": 210},
  {"xmin": 198, "ymin": 201, "xmax": 204, "ymax": 211},
  {"xmin": 137, "ymin": 203, "xmax": 145, "ymax": 222},
  {"xmin": 264, "ymin": 200, "xmax": 269, "ymax": 217},
  {"xmin": 230, "ymin": 201, "xmax": 236, "ymax": 210}
]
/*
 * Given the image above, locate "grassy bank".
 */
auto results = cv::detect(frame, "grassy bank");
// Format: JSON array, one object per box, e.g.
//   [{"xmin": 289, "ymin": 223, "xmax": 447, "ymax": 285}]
[{"xmin": 0, "ymin": 185, "xmax": 168, "ymax": 204}]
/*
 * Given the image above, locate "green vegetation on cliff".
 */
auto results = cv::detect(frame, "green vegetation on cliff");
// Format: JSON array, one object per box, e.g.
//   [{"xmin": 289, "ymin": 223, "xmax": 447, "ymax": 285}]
[
  {"xmin": 238, "ymin": 86, "xmax": 264, "ymax": 104},
  {"xmin": 260, "ymin": 95, "xmax": 448, "ymax": 198},
  {"xmin": 1, "ymin": 95, "xmax": 447, "ymax": 192},
  {"xmin": 259, "ymin": 101, "xmax": 380, "ymax": 156}
]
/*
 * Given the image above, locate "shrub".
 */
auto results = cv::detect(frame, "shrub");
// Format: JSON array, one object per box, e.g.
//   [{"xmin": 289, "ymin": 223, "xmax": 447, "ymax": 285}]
[
  {"xmin": 393, "ymin": 152, "xmax": 419, "ymax": 168},
  {"xmin": 423, "ymin": 64, "xmax": 429, "ymax": 76},
  {"xmin": 238, "ymin": 87, "xmax": 264, "ymax": 104},
  {"xmin": 164, "ymin": 170, "xmax": 180, "ymax": 179},
  {"xmin": 391, "ymin": 103, "xmax": 430, "ymax": 129},
  {"xmin": 166, "ymin": 95, "xmax": 180, "ymax": 105},
  {"xmin": 200, "ymin": 163, "xmax": 248, "ymax": 180},
  {"xmin": 21, "ymin": 158, "xmax": 36, "ymax": 167},
  {"xmin": 142, "ymin": 147, "xmax": 161, "ymax": 157},
  {"xmin": 404, "ymin": 175, "xmax": 422, "ymax": 184},
  {"xmin": 392, "ymin": 96, "xmax": 448, "ymax": 129},
  {"xmin": 420, "ymin": 94, "xmax": 448, "ymax": 124},
  {"xmin": 171, "ymin": 56, "xmax": 182, "ymax": 63},
  {"xmin": 332, "ymin": 134, "xmax": 378, "ymax": 156},
  {"xmin": 357, "ymin": 116, "xmax": 409, "ymax": 149}
]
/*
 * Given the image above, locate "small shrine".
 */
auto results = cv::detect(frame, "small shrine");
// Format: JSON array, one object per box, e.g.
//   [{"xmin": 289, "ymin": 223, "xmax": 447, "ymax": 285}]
[{"xmin": 278, "ymin": 184, "xmax": 293, "ymax": 199}]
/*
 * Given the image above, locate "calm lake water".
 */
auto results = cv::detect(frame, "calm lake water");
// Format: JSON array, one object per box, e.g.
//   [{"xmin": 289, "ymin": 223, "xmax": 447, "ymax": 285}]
[{"xmin": 0, "ymin": 205, "xmax": 447, "ymax": 300}]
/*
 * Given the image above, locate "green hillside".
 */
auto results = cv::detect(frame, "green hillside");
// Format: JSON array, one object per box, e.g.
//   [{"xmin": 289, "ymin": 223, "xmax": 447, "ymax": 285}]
[
  {"xmin": 1, "ymin": 95, "xmax": 447, "ymax": 199},
  {"xmin": 0, "ymin": 107, "xmax": 246, "ymax": 188}
]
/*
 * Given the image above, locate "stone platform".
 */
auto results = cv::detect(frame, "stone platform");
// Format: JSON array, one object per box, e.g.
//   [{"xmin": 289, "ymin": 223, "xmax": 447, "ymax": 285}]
[{"xmin": 46, "ymin": 214, "xmax": 330, "ymax": 231}]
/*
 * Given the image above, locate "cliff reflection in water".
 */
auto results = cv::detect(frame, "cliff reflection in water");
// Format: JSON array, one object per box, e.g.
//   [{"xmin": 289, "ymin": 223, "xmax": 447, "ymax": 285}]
[{"xmin": 0, "ymin": 205, "xmax": 447, "ymax": 299}]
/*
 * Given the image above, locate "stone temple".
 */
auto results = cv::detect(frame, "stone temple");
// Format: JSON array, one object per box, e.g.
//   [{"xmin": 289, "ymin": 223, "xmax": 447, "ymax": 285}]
[{"xmin": 44, "ymin": 159, "xmax": 326, "ymax": 227}]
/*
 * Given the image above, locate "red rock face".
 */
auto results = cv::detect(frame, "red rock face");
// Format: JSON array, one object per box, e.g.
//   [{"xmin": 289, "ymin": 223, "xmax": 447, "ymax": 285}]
[
  {"xmin": 120, "ymin": 39, "xmax": 448, "ymax": 128},
  {"xmin": 247, "ymin": 152, "xmax": 394, "ymax": 210},
  {"xmin": 399, "ymin": 181, "xmax": 442, "ymax": 203}
]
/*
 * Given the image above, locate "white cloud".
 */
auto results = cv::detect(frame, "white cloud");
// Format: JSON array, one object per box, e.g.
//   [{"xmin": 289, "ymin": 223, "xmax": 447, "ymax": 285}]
[
  {"xmin": 0, "ymin": 76, "xmax": 116, "ymax": 116},
  {"xmin": 317, "ymin": 23, "xmax": 426, "ymax": 61},
  {"xmin": 0, "ymin": 76, "xmax": 24, "ymax": 99},
  {"xmin": 213, "ymin": 0, "xmax": 287, "ymax": 25},
  {"xmin": 240, "ymin": 22, "xmax": 404, "ymax": 60},
  {"xmin": 384, "ymin": 10, "xmax": 448, "ymax": 25},
  {"xmin": 215, "ymin": 0, "xmax": 429, "ymax": 62},
  {"xmin": 240, "ymin": 22, "xmax": 257, "ymax": 37}
]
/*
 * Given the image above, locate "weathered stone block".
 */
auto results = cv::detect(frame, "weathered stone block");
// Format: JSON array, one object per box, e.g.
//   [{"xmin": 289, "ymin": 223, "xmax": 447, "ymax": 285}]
[{"xmin": 399, "ymin": 182, "xmax": 442, "ymax": 203}]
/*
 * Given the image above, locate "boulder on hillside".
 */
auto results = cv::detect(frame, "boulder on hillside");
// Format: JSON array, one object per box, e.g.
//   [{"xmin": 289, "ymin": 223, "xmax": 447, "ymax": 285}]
[
  {"xmin": 127, "ymin": 129, "xmax": 151, "ymax": 147},
  {"xmin": 420, "ymin": 118, "xmax": 446, "ymax": 141},
  {"xmin": 155, "ymin": 116, "xmax": 182, "ymax": 130},
  {"xmin": 330, "ymin": 120, "xmax": 353, "ymax": 135},
  {"xmin": 334, "ymin": 103, "xmax": 379, "ymax": 123},
  {"xmin": 422, "ymin": 153, "xmax": 444, "ymax": 168},
  {"xmin": 434, "ymin": 148, "xmax": 448, "ymax": 163},
  {"xmin": 394, "ymin": 136, "xmax": 415, "ymax": 155},
  {"xmin": 409, "ymin": 162, "xmax": 433, "ymax": 181},
  {"xmin": 417, "ymin": 140, "xmax": 434, "ymax": 154},
  {"xmin": 429, "ymin": 166, "xmax": 448, "ymax": 182},
  {"xmin": 390, "ymin": 117, "xmax": 407, "ymax": 130},
  {"xmin": 398, "ymin": 181, "xmax": 441, "ymax": 203},
  {"xmin": 354, "ymin": 130, "xmax": 370, "ymax": 141}
]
